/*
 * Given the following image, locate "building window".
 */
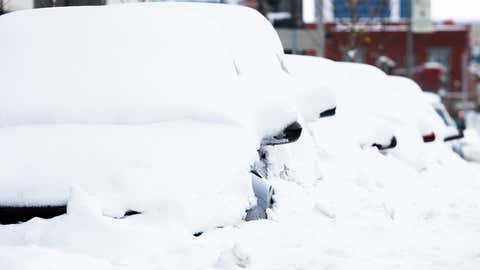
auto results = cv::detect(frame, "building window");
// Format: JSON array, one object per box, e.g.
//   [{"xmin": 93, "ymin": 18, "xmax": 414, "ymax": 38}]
[
  {"xmin": 427, "ymin": 47, "xmax": 451, "ymax": 83},
  {"xmin": 333, "ymin": 0, "xmax": 391, "ymax": 19},
  {"xmin": 399, "ymin": 0, "xmax": 410, "ymax": 19}
]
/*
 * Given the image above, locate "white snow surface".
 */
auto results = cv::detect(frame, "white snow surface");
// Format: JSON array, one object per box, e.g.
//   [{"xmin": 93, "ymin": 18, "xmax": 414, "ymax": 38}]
[{"xmin": 1, "ymin": 5, "xmax": 480, "ymax": 270}]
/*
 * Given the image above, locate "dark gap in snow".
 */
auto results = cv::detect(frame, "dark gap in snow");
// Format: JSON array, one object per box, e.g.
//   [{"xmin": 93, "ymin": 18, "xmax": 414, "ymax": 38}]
[
  {"xmin": 124, "ymin": 210, "xmax": 141, "ymax": 217},
  {"xmin": 0, "ymin": 205, "xmax": 66, "ymax": 225},
  {"xmin": 112, "ymin": 210, "xmax": 142, "ymax": 219},
  {"xmin": 319, "ymin": 107, "xmax": 337, "ymax": 118},
  {"xmin": 193, "ymin": 232, "xmax": 203, "ymax": 237}
]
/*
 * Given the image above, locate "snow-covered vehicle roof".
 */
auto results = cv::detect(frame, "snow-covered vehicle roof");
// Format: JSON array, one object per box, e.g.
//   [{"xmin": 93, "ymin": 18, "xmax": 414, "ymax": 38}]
[
  {"xmin": 0, "ymin": 3, "xmax": 300, "ymax": 231},
  {"xmin": 283, "ymin": 55, "xmax": 337, "ymax": 122},
  {"xmin": 0, "ymin": 3, "xmax": 297, "ymax": 140}
]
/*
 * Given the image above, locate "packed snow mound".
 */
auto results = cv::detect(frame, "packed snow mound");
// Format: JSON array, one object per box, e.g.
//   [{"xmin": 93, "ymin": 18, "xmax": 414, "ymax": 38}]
[
  {"xmin": 0, "ymin": 121, "xmax": 258, "ymax": 232},
  {"xmin": 0, "ymin": 4, "xmax": 297, "ymax": 140},
  {"xmin": 284, "ymin": 55, "xmax": 336, "ymax": 122}
]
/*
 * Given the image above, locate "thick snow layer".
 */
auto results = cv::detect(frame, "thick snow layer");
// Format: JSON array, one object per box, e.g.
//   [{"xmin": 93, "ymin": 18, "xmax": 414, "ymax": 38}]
[
  {"xmin": 0, "ymin": 3, "xmax": 297, "ymax": 140},
  {"xmin": 0, "ymin": 122, "xmax": 258, "ymax": 232},
  {"xmin": 284, "ymin": 55, "xmax": 336, "ymax": 122}
]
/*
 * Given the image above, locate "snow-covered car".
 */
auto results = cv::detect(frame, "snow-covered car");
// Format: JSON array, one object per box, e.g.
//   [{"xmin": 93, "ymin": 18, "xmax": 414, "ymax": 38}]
[
  {"xmin": 300, "ymin": 61, "xmax": 440, "ymax": 171},
  {"xmin": 381, "ymin": 75, "xmax": 468, "ymax": 170},
  {"xmin": 335, "ymin": 62, "xmax": 401, "ymax": 151},
  {"xmin": 260, "ymin": 57, "xmax": 401, "ymax": 188},
  {"xmin": 423, "ymin": 92, "xmax": 464, "ymax": 153},
  {"xmin": 385, "ymin": 76, "xmax": 443, "ymax": 144},
  {"xmin": 285, "ymin": 56, "xmax": 397, "ymax": 151},
  {"xmin": 423, "ymin": 92, "xmax": 480, "ymax": 163},
  {"xmin": 284, "ymin": 55, "xmax": 337, "ymax": 120},
  {"xmin": 254, "ymin": 55, "xmax": 338, "ymax": 188},
  {"xmin": 0, "ymin": 4, "xmax": 302, "ymax": 230}
]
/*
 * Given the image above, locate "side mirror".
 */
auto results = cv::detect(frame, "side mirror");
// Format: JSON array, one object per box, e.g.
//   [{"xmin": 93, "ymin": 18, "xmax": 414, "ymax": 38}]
[
  {"xmin": 261, "ymin": 121, "xmax": 302, "ymax": 146},
  {"xmin": 319, "ymin": 107, "xmax": 336, "ymax": 118},
  {"xmin": 444, "ymin": 129, "xmax": 464, "ymax": 142},
  {"xmin": 423, "ymin": 132, "xmax": 436, "ymax": 143},
  {"xmin": 245, "ymin": 171, "xmax": 274, "ymax": 221},
  {"xmin": 372, "ymin": 136, "xmax": 397, "ymax": 151}
]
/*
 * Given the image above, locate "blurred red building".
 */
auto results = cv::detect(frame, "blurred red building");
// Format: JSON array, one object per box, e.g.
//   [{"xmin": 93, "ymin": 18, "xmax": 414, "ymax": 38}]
[{"xmin": 324, "ymin": 22, "xmax": 471, "ymax": 95}]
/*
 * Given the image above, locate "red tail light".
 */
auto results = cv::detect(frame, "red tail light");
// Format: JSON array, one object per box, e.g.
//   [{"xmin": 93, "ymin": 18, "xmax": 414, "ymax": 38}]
[{"xmin": 423, "ymin": 132, "xmax": 436, "ymax": 143}]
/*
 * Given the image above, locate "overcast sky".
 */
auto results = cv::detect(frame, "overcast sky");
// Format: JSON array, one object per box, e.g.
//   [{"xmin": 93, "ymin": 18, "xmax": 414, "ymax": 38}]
[{"xmin": 431, "ymin": 0, "xmax": 480, "ymax": 22}]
